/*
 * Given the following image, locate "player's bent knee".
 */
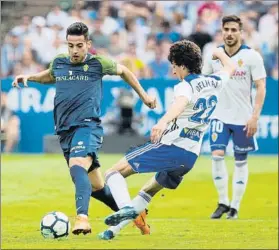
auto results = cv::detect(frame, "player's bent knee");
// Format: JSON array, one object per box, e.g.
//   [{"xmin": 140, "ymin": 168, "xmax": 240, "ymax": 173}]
[
  {"xmin": 69, "ymin": 157, "xmax": 91, "ymax": 170},
  {"xmin": 212, "ymin": 150, "xmax": 225, "ymax": 157}
]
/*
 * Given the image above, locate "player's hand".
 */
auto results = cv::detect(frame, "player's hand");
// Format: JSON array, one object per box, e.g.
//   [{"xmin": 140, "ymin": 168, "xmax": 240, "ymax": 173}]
[
  {"xmin": 143, "ymin": 95, "xmax": 156, "ymax": 109},
  {"xmin": 12, "ymin": 75, "xmax": 29, "ymax": 88},
  {"xmin": 212, "ymin": 47, "xmax": 225, "ymax": 60},
  {"xmin": 244, "ymin": 116, "xmax": 258, "ymax": 137},
  {"xmin": 150, "ymin": 120, "xmax": 168, "ymax": 143}
]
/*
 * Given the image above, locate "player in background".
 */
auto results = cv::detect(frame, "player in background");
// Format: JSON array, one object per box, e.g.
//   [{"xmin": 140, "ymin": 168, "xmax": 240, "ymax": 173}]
[
  {"xmin": 12, "ymin": 22, "xmax": 156, "ymax": 235},
  {"xmin": 202, "ymin": 15, "xmax": 266, "ymax": 219},
  {"xmin": 98, "ymin": 40, "xmax": 236, "ymax": 240}
]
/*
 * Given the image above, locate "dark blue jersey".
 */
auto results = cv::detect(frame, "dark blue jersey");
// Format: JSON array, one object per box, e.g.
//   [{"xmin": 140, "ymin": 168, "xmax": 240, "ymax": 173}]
[{"xmin": 49, "ymin": 53, "xmax": 117, "ymax": 133}]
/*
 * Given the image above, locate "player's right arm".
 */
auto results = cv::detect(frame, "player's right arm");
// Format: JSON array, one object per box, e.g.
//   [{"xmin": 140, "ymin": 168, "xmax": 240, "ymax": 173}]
[
  {"xmin": 202, "ymin": 52, "xmax": 214, "ymax": 75},
  {"xmin": 151, "ymin": 80, "xmax": 192, "ymax": 143},
  {"xmin": 212, "ymin": 48, "xmax": 236, "ymax": 78},
  {"xmin": 12, "ymin": 69, "xmax": 55, "ymax": 88}
]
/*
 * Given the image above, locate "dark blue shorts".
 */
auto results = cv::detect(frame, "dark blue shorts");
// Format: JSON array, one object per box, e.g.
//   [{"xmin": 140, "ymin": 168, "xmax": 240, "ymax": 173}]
[
  {"xmin": 209, "ymin": 119, "xmax": 258, "ymax": 153},
  {"xmin": 58, "ymin": 123, "xmax": 103, "ymax": 171},
  {"xmin": 125, "ymin": 142, "xmax": 198, "ymax": 189}
]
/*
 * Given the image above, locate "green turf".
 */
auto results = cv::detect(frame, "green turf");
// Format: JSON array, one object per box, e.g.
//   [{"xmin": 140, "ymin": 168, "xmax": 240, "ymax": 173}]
[{"xmin": 1, "ymin": 154, "xmax": 278, "ymax": 249}]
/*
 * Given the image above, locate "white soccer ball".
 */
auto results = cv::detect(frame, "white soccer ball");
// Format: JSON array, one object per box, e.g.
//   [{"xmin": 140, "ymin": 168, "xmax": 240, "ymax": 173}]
[{"xmin": 40, "ymin": 211, "xmax": 71, "ymax": 239}]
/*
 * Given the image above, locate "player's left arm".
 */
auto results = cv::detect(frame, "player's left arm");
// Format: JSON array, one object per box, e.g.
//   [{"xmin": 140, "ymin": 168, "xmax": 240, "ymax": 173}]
[
  {"xmin": 97, "ymin": 54, "xmax": 156, "ymax": 109},
  {"xmin": 244, "ymin": 51, "xmax": 267, "ymax": 137},
  {"xmin": 116, "ymin": 64, "xmax": 156, "ymax": 109},
  {"xmin": 244, "ymin": 78, "xmax": 266, "ymax": 137}
]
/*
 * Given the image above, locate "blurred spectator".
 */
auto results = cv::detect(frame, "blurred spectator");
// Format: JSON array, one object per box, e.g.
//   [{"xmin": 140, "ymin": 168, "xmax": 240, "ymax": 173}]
[
  {"xmin": 160, "ymin": 39, "xmax": 172, "ymax": 61},
  {"xmin": 1, "ymin": 92, "xmax": 20, "ymax": 153},
  {"xmin": 108, "ymin": 32, "xmax": 125, "ymax": 57},
  {"xmin": 67, "ymin": 9, "xmax": 84, "ymax": 24},
  {"xmin": 203, "ymin": 30, "xmax": 223, "ymax": 61},
  {"xmin": 120, "ymin": 42, "xmax": 149, "ymax": 79},
  {"xmin": 125, "ymin": 18, "xmax": 150, "ymax": 52},
  {"xmin": 258, "ymin": 3, "xmax": 278, "ymax": 44},
  {"xmin": 172, "ymin": 7, "xmax": 194, "ymax": 38},
  {"xmin": 23, "ymin": 37, "xmax": 40, "ymax": 63},
  {"xmin": 98, "ymin": 3, "xmax": 120, "ymax": 36},
  {"xmin": 187, "ymin": 21, "xmax": 212, "ymax": 52},
  {"xmin": 258, "ymin": 3, "xmax": 278, "ymax": 76},
  {"xmin": 148, "ymin": 46, "xmax": 171, "ymax": 79},
  {"xmin": 12, "ymin": 15, "xmax": 32, "ymax": 39},
  {"xmin": 244, "ymin": 0, "xmax": 269, "ymax": 20},
  {"xmin": 47, "ymin": 36, "xmax": 68, "ymax": 60},
  {"xmin": 1, "ymin": 29, "xmax": 24, "ymax": 77},
  {"xmin": 221, "ymin": 0, "xmax": 246, "ymax": 16},
  {"xmin": 20, "ymin": 51, "xmax": 44, "ymax": 75},
  {"xmin": 89, "ymin": 18, "xmax": 110, "ymax": 49},
  {"xmin": 116, "ymin": 88, "xmax": 136, "ymax": 135},
  {"xmin": 28, "ymin": 16, "xmax": 56, "ymax": 65},
  {"xmin": 197, "ymin": 1, "xmax": 221, "ymax": 35},
  {"xmin": 138, "ymin": 35, "xmax": 157, "ymax": 65},
  {"xmin": 1, "ymin": 1, "xmax": 278, "ymax": 79},
  {"xmin": 242, "ymin": 20, "xmax": 261, "ymax": 51},
  {"xmin": 46, "ymin": 5, "xmax": 69, "ymax": 30},
  {"xmin": 156, "ymin": 20, "xmax": 181, "ymax": 43}
]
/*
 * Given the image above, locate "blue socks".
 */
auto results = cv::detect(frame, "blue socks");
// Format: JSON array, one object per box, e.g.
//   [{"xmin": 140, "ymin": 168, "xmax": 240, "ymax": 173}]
[
  {"xmin": 70, "ymin": 165, "xmax": 92, "ymax": 216},
  {"xmin": 91, "ymin": 185, "xmax": 119, "ymax": 212}
]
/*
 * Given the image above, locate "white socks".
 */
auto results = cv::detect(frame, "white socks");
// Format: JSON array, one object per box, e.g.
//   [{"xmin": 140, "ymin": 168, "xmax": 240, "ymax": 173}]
[
  {"xmin": 105, "ymin": 171, "xmax": 131, "ymax": 209},
  {"xmin": 212, "ymin": 156, "xmax": 229, "ymax": 206},
  {"xmin": 212, "ymin": 156, "xmax": 249, "ymax": 212},
  {"xmin": 131, "ymin": 191, "xmax": 152, "ymax": 213},
  {"xmin": 105, "ymin": 170, "xmax": 152, "ymax": 237},
  {"xmin": 108, "ymin": 219, "xmax": 132, "ymax": 235},
  {"xmin": 231, "ymin": 161, "xmax": 248, "ymax": 211}
]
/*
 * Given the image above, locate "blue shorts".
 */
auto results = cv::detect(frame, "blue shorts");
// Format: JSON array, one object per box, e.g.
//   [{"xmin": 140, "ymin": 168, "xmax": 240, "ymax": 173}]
[
  {"xmin": 125, "ymin": 142, "xmax": 198, "ymax": 189},
  {"xmin": 58, "ymin": 122, "xmax": 103, "ymax": 171},
  {"xmin": 209, "ymin": 119, "xmax": 258, "ymax": 153}
]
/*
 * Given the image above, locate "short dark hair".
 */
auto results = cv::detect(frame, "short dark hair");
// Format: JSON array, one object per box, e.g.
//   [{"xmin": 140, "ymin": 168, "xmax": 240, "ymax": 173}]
[
  {"xmin": 66, "ymin": 22, "xmax": 89, "ymax": 40},
  {"xmin": 168, "ymin": 40, "xmax": 202, "ymax": 74},
  {"xmin": 222, "ymin": 15, "xmax": 243, "ymax": 30}
]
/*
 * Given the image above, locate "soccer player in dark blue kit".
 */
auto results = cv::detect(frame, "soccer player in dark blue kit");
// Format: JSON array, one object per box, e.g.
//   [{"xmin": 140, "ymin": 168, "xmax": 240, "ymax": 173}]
[{"xmin": 12, "ymin": 22, "xmax": 156, "ymax": 235}]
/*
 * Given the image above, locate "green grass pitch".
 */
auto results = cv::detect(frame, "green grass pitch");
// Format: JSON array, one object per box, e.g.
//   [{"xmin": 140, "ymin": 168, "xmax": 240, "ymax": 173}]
[{"xmin": 1, "ymin": 154, "xmax": 278, "ymax": 249}]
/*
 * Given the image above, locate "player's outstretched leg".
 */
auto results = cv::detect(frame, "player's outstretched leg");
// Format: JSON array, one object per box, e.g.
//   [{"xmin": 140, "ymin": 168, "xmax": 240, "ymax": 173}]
[
  {"xmin": 69, "ymin": 158, "xmax": 92, "ymax": 235},
  {"xmin": 104, "ymin": 159, "xmax": 150, "ymax": 235},
  {"xmin": 89, "ymin": 168, "xmax": 119, "ymax": 212},
  {"xmin": 105, "ymin": 205, "xmax": 139, "ymax": 226}
]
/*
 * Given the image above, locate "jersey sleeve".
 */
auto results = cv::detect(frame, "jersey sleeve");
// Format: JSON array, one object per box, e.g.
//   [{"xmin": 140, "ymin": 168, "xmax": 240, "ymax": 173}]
[
  {"xmin": 95, "ymin": 55, "xmax": 117, "ymax": 75},
  {"xmin": 174, "ymin": 80, "xmax": 193, "ymax": 102},
  {"xmin": 250, "ymin": 51, "xmax": 266, "ymax": 81},
  {"xmin": 48, "ymin": 58, "xmax": 56, "ymax": 78},
  {"xmin": 48, "ymin": 53, "xmax": 68, "ymax": 78}
]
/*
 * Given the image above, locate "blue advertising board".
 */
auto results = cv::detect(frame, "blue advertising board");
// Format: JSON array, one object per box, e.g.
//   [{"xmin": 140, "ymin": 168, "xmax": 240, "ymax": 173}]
[{"xmin": 1, "ymin": 77, "xmax": 278, "ymax": 154}]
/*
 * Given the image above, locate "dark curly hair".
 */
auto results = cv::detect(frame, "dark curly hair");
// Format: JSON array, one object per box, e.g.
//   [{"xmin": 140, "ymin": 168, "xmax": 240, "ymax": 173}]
[{"xmin": 168, "ymin": 40, "xmax": 202, "ymax": 74}]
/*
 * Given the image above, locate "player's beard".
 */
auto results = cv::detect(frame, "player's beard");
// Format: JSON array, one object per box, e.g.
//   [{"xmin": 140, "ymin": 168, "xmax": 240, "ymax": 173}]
[{"xmin": 225, "ymin": 38, "xmax": 238, "ymax": 47}]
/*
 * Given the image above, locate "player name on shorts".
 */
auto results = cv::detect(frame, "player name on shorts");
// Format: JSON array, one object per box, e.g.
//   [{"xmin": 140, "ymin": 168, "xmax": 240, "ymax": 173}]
[
  {"xmin": 55, "ymin": 75, "xmax": 89, "ymax": 81},
  {"xmin": 195, "ymin": 79, "xmax": 219, "ymax": 92}
]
